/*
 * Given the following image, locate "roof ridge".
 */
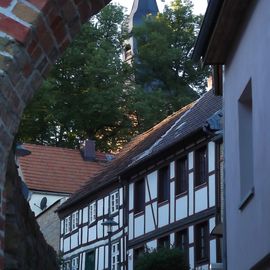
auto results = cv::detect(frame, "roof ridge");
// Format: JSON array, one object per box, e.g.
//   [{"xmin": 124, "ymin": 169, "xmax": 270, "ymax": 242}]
[{"xmin": 23, "ymin": 142, "xmax": 105, "ymax": 155}]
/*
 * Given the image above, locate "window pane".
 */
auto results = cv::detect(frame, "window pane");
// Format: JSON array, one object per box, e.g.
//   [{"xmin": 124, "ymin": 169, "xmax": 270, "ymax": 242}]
[
  {"xmin": 158, "ymin": 166, "xmax": 170, "ymax": 203},
  {"xmin": 195, "ymin": 146, "xmax": 207, "ymax": 186},
  {"xmin": 195, "ymin": 222, "xmax": 209, "ymax": 262},
  {"xmin": 158, "ymin": 235, "xmax": 170, "ymax": 249},
  {"xmin": 134, "ymin": 178, "xmax": 145, "ymax": 213},
  {"xmin": 176, "ymin": 157, "xmax": 188, "ymax": 195}
]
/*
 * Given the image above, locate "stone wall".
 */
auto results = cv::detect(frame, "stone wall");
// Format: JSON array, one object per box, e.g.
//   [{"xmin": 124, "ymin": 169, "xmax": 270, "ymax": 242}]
[
  {"xmin": 37, "ymin": 200, "xmax": 61, "ymax": 253},
  {"xmin": 0, "ymin": 0, "xmax": 111, "ymax": 266}
]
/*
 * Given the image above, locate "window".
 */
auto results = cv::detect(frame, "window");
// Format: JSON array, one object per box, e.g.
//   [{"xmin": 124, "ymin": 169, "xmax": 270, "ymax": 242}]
[
  {"xmin": 110, "ymin": 191, "xmax": 119, "ymax": 214},
  {"xmin": 111, "ymin": 242, "xmax": 120, "ymax": 270},
  {"xmin": 195, "ymin": 222, "xmax": 209, "ymax": 263},
  {"xmin": 64, "ymin": 216, "xmax": 71, "ymax": 234},
  {"xmin": 71, "ymin": 257, "xmax": 79, "ymax": 270},
  {"xmin": 71, "ymin": 211, "xmax": 79, "ymax": 231},
  {"xmin": 89, "ymin": 202, "xmax": 96, "ymax": 224},
  {"xmin": 175, "ymin": 229, "xmax": 189, "ymax": 262},
  {"xmin": 158, "ymin": 235, "xmax": 170, "ymax": 249},
  {"xmin": 175, "ymin": 157, "xmax": 188, "ymax": 195},
  {"xmin": 175, "ymin": 229, "xmax": 188, "ymax": 252},
  {"xmin": 238, "ymin": 79, "xmax": 254, "ymax": 209},
  {"xmin": 64, "ymin": 261, "xmax": 71, "ymax": 270},
  {"xmin": 195, "ymin": 146, "xmax": 207, "ymax": 186},
  {"xmin": 158, "ymin": 165, "xmax": 170, "ymax": 203},
  {"xmin": 134, "ymin": 246, "xmax": 145, "ymax": 267},
  {"xmin": 134, "ymin": 178, "xmax": 145, "ymax": 214}
]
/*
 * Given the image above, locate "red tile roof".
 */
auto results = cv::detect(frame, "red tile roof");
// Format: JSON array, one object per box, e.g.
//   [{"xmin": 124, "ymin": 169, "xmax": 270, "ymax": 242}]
[{"xmin": 19, "ymin": 144, "xmax": 108, "ymax": 194}]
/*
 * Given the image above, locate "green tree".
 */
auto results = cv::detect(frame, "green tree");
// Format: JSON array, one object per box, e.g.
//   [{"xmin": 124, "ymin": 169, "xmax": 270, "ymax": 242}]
[
  {"xmin": 131, "ymin": 0, "xmax": 209, "ymax": 130},
  {"xmin": 18, "ymin": 1, "xmax": 209, "ymax": 151},
  {"xmin": 135, "ymin": 247, "xmax": 189, "ymax": 270},
  {"xmin": 18, "ymin": 4, "xmax": 134, "ymax": 152}
]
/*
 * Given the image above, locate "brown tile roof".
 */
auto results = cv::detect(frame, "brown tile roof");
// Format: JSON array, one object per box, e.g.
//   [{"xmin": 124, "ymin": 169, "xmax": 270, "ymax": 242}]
[
  {"xmin": 59, "ymin": 90, "xmax": 222, "ymax": 211},
  {"xmin": 19, "ymin": 144, "xmax": 108, "ymax": 194}
]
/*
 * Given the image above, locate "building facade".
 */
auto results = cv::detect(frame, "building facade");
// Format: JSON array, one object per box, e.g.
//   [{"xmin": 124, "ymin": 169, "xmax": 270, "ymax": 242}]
[
  {"xmin": 193, "ymin": 0, "xmax": 270, "ymax": 269},
  {"xmin": 17, "ymin": 142, "xmax": 108, "ymax": 252},
  {"xmin": 58, "ymin": 90, "xmax": 223, "ymax": 270}
]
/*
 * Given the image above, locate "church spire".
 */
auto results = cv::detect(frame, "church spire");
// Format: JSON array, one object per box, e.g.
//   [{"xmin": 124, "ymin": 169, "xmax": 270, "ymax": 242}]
[
  {"xmin": 129, "ymin": 0, "xmax": 159, "ymax": 30},
  {"xmin": 124, "ymin": 0, "xmax": 159, "ymax": 63}
]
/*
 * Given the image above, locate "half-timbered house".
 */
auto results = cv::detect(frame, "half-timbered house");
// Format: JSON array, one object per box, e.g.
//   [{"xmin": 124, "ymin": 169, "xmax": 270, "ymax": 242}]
[{"xmin": 57, "ymin": 89, "xmax": 222, "ymax": 270}]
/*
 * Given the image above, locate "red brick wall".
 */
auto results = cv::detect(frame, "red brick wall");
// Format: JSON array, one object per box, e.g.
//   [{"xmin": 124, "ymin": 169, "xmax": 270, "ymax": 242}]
[{"xmin": 0, "ymin": 0, "xmax": 110, "ymax": 268}]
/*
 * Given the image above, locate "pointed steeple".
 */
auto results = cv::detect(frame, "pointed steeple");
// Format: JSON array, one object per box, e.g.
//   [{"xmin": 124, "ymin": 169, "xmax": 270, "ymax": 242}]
[
  {"xmin": 129, "ymin": 0, "xmax": 159, "ymax": 30},
  {"xmin": 124, "ymin": 0, "xmax": 159, "ymax": 63}
]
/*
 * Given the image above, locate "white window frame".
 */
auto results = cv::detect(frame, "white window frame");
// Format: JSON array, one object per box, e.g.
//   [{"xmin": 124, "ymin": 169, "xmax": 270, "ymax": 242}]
[
  {"xmin": 64, "ymin": 216, "xmax": 71, "ymax": 234},
  {"xmin": 111, "ymin": 242, "xmax": 120, "ymax": 270},
  {"xmin": 71, "ymin": 211, "xmax": 79, "ymax": 231},
  {"xmin": 64, "ymin": 261, "xmax": 71, "ymax": 270},
  {"xmin": 110, "ymin": 191, "xmax": 119, "ymax": 214},
  {"xmin": 71, "ymin": 257, "xmax": 79, "ymax": 270},
  {"xmin": 89, "ymin": 201, "xmax": 96, "ymax": 224}
]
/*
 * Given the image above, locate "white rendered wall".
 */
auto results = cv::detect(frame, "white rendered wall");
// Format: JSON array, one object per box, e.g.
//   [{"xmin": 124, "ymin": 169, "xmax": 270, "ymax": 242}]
[
  {"xmin": 224, "ymin": 1, "xmax": 270, "ymax": 268},
  {"xmin": 29, "ymin": 192, "xmax": 65, "ymax": 216}
]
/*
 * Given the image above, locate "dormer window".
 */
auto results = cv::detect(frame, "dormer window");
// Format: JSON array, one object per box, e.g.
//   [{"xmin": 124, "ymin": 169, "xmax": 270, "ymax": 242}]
[
  {"xmin": 110, "ymin": 191, "xmax": 119, "ymax": 214},
  {"xmin": 71, "ymin": 211, "xmax": 79, "ymax": 231}
]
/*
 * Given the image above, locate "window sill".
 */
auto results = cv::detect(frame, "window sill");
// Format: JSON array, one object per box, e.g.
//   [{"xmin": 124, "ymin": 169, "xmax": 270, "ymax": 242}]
[
  {"xmin": 134, "ymin": 210, "xmax": 144, "ymax": 217},
  {"xmin": 195, "ymin": 258, "xmax": 209, "ymax": 266},
  {"xmin": 239, "ymin": 187, "xmax": 255, "ymax": 211},
  {"xmin": 194, "ymin": 182, "xmax": 207, "ymax": 190},
  {"xmin": 158, "ymin": 200, "xmax": 169, "ymax": 206},
  {"xmin": 175, "ymin": 191, "xmax": 188, "ymax": 198}
]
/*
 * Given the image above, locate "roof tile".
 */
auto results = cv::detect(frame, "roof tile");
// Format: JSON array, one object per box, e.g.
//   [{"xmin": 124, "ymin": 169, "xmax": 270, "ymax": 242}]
[{"xmin": 19, "ymin": 144, "xmax": 108, "ymax": 194}]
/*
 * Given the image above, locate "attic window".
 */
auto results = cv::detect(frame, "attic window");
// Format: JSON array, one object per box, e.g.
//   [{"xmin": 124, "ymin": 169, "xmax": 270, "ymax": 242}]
[
  {"xmin": 158, "ymin": 165, "xmax": 170, "ymax": 203},
  {"xmin": 110, "ymin": 191, "xmax": 119, "ymax": 214},
  {"xmin": 89, "ymin": 201, "xmax": 96, "ymax": 224},
  {"xmin": 71, "ymin": 211, "xmax": 79, "ymax": 231},
  {"xmin": 64, "ymin": 216, "xmax": 71, "ymax": 234}
]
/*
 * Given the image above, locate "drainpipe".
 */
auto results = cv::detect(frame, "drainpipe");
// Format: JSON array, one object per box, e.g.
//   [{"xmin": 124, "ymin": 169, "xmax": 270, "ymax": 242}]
[{"xmin": 221, "ymin": 66, "xmax": 227, "ymax": 270}]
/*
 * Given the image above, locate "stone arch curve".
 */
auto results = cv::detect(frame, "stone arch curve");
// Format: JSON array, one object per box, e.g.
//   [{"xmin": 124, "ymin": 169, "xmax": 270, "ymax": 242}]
[{"xmin": 0, "ymin": 0, "xmax": 110, "ymax": 266}]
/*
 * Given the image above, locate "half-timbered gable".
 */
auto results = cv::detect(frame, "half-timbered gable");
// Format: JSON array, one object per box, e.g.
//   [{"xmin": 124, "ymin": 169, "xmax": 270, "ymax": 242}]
[
  {"xmin": 58, "ymin": 90, "xmax": 222, "ymax": 270},
  {"xmin": 125, "ymin": 90, "xmax": 222, "ymax": 270}
]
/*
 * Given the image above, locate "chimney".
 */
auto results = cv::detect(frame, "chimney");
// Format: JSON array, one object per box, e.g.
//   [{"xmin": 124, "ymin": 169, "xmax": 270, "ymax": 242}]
[{"xmin": 81, "ymin": 139, "xmax": 96, "ymax": 161}]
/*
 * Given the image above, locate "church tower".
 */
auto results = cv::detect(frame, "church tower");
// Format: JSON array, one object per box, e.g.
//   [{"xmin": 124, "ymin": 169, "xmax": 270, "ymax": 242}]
[{"xmin": 124, "ymin": 0, "xmax": 159, "ymax": 63}]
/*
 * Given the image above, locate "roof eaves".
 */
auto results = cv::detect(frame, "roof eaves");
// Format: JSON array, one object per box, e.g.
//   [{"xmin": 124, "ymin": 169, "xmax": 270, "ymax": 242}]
[{"xmin": 192, "ymin": 0, "xmax": 224, "ymax": 62}]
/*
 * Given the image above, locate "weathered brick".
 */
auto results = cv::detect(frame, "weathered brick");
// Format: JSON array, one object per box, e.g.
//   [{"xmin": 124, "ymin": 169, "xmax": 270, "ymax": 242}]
[
  {"xmin": 0, "ymin": 0, "xmax": 12, "ymax": 8},
  {"xmin": 37, "ymin": 56, "xmax": 49, "ymax": 73},
  {"xmin": 29, "ymin": 71, "xmax": 43, "ymax": 92},
  {"xmin": 0, "ymin": 123, "xmax": 12, "ymax": 151},
  {"xmin": 77, "ymin": 1, "xmax": 92, "ymax": 23},
  {"xmin": 0, "ymin": 14, "xmax": 30, "ymax": 44},
  {"xmin": 26, "ymin": 0, "xmax": 47, "ymax": 11},
  {"xmin": 12, "ymin": 3, "xmax": 39, "ymax": 24},
  {"xmin": 68, "ymin": 17, "xmax": 81, "ymax": 39},
  {"xmin": 61, "ymin": 0, "xmax": 78, "ymax": 22}
]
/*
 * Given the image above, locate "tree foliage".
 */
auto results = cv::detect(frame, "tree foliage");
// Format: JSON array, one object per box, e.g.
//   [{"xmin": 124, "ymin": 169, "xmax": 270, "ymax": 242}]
[
  {"xmin": 18, "ymin": 4, "xmax": 133, "ymax": 151},
  {"xmin": 131, "ymin": 0, "xmax": 209, "ymax": 128},
  {"xmin": 18, "ymin": 1, "xmax": 209, "ymax": 152},
  {"xmin": 135, "ymin": 247, "xmax": 189, "ymax": 270}
]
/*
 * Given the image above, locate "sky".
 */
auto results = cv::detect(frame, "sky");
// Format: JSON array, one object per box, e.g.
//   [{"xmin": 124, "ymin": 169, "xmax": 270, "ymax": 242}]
[{"xmin": 112, "ymin": 0, "xmax": 208, "ymax": 15}]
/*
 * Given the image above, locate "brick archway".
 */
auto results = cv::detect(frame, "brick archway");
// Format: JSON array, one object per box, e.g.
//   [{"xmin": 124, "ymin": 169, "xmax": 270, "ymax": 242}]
[{"xmin": 0, "ymin": 0, "xmax": 110, "ymax": 266}]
